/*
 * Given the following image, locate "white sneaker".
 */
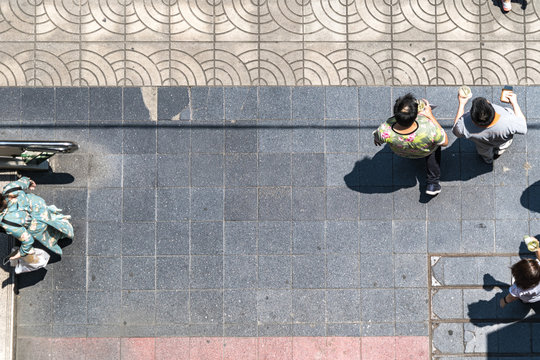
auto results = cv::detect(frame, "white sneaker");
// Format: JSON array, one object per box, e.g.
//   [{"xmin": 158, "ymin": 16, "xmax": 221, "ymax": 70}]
[
  {"xmin": 496, "ymin": 138, "xmax": 513, "ymax": 155},
  {"xmin": 502, "ymin": 0, "xmax": 511, "ymax": 11}
]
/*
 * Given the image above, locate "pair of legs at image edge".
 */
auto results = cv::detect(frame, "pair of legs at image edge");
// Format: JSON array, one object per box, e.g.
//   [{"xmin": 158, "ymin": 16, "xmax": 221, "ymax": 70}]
[
  {"xmin": 425, "ymin": 146, "xmax": 442, "ymax": 196},
  {"xmin": 476, "ymin": 138, "xmax": 513, "ymax": 165}
]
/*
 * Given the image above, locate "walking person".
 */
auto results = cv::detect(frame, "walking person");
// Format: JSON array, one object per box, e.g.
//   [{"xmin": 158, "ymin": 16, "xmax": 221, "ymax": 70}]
[
  {"xmin": 373, "ymin": 93, "xmax": 449, "ymax": 195},
  {"xmin": 1, "ymin": 176, "xmax": 73, "ymax": 262},
  {"xmin": 453, "ymin": 89, "xmax": 527, "ymax": 164}
]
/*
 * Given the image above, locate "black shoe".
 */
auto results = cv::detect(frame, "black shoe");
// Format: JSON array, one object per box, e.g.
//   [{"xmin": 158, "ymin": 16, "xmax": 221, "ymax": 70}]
[{"xmin": 426, "ymin": 183, "xmax": 442, "ymax": 196}]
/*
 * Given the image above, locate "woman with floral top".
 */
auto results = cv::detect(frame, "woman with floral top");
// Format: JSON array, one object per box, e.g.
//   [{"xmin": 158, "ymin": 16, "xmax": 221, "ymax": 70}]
[
  {"xmin": 374, "ymin": 93, "xmax": 448, "ymax": 196},
  {"xmin": 0, "ymin": 177, "xmax": 73, "ymax": 261}
]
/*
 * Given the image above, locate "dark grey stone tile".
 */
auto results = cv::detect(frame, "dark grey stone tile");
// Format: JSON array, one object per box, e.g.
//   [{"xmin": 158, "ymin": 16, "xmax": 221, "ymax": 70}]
[
  {"xmin": 292, "ymin": 221, "xmax": 324, "ymax": 254},
  {"xmin": 361, "ymin": 289, "xmax": 395, "ymax": 322},
  {"xmin": 224, "ymin": 221, "xmax": 257, "ymax": 254},
  {"xmin": 45, "ymin": 154, "xmax": 89, "ymax": 188},
  {"xmin": 259, "ymin": 187, "xmax": 291, "ymax": 220},
  {"xmin": 292, "ymin": 324, "xmax": 326, "ymax": 336},
  {"xmin": 191, "ymin": 221, "xmax": 223, "ymax": 255},
  {"xmin": 259, "ymin": 87, "xmax": 291, "ymax": 120},
  {"xmin": 191, "ymin": 127, "xmax": 224, "ymax": 153},
  {"xmin": 292, "ymin": 87, "xmax": 324, "ymax": 120},
  {"xmin": 292, "ymin": 153, "xmax": 325, "ymax": 187},
  {"xmin": 358, "ymin": 87, "xmax": 392, "ymax": 123},
  {"xmin": 526, "ymin": 86, "xmax": 540, "ymax": 117},
  {"xmin": 258, "ymin": 153, "xmax": 291, "ymax": 186},
  {"xmin": 461, "ymin": 220, "xmax": 495, "ymax": 253},
  {"xmin": 191, "ymin": 187, "xmax": 223, "ymax": 220},
  {"xmin": 156, "ymin": 221, "xmax": 189, "ymax": 255},
  {"xmin": 154, "ymin": 324, "xmax": 189, "ymax": 337},
  {"xmin": 427, "ymin": 185, "xmax": 461, "ymax": 220},
  {"xmin": 460, "ymin": 153, "xmax": 494, "ymax": 185},
  {"xmin": 63, "ymin": 219, "xmax": 86, "ymax": 256},
  {"xmin": 395, "ymin": 288, "xmax": 428, "ymax": 322},
  {"xmin": 428, "ymin": 221, "xmax": 461, "ymax": 253},
  {"xmin": 88, "ymin": 125, "xmax": 123, "ymax": 154},
  {"xmin": 187, "ymin": 324, "xmax": 222, "ymax": 337},
  {"xmin": 494, "ymin": 152, "xmax": 527, "ymax": 186},
  {"xmin": 292, "ymin": 187, "xmax": 325, "ymax": 220},
  {"xmin": 156, "ymin": 256, "xmax": 189, "ymax": 289},
  {"xmin": 121, "ymin": 290, "xmax": 155, "ymax": 325},
  {"xmin": 191, "ymin": 153, "xmax": 223, "ymax": 187},
  {"xmin": 393, "ymin": 220, "xmax": 427, "ymax": 253},
  {"xmin": 258, "ymin": 324, "xmax": 292, "ymax": 336},
  {"xmin": 86, "ymin": 325, "xmax": 123, "ymax": 338},
  {"xmin": 327, "ymin": 254, "xmax": 360, "ymax": 288},
  {"xmin": 428, "ymin": 86, "xmax": 458, "ymax": 119},
  {"xmin": 225, "ymin": 154, "xmax": 257, "ymax": 187},
  {"xmin": 393, "ymin": 86, "xmax": 426, "ymax": 101},
  {"xmin": 359, "ymin": 192, "xmax": 393, "ymax": 220},
  {"xmin": 88, "ymin": 257, "xmax": 121, "ymax": 290},
  {"xmin": 56, "ymin": 87, "xmax": 88, "ymax": 121},
  {"xmin": 326, "ymin": 87, "xmax": 358, "ymax": 120},
  {"xmin": 326, "ymin": 187, "xmax": 359, "ymax": 220},
  {"xmin": 190, "ymin": 255, "xmax": 223, "ymax": 289},
  {"xmin": 157, "ymin": 87, "xmax": 190, "ymax": 120},
  {"xmin": 88, "ymin": 154, "xmax": 122, "ymax": 188},
  {"xmin": 292, "ymin": 255, "xmax": 325, "ymax": 288},
  {"xmin": 224, "ymin": 289, "xmax": 257, "ymax": 324},
  {"xmin": 326, "ymin": 324, "xmax": 361, "ymax": 337},
  {"xmin": 359, "ymin": 220, "xmax": 393, "ymax": 253},
  {"xmin": 156, "ymin": 188, "xmax": 190, "ymax": 221},
  {"xmin": 476, "ymin": 256, "xmax": 512, "ymax": 285},
  {"xmin": 495, "ymin": 220, "xmax": 529, "ymax": 253},
  {"xmin": 431, "ymin": 323, "xmax": 464, "ymax": 354},
  {"xmin": 258, "ymin": 121, "xmax": 292, "ymax": 153},
  {"xmin": 190, "ymin": 290, "xmax": 223, "ymax": 323},
  {"xmin": 258, "ymin": 255, "xmax": 291, "ymax": 289},
  {"xmin": 89, "ymin": 88, "xmax": 122, "ymax": 121},
  {"xmin": 292, "ymin": 121, "xmax": 325, "ymax": 153},
  {"xmin": 155, "ymin": 291, "xmax": 189, "ymax": 324},
  {"xmin": 16, "ymin": 290, "xmax": 52, "ymax": 325},
  {"xmin": 224, "ymin": 324, "xmax": 257, "ymax": 337},
  {"xmin": 257, "ymin": 289, "xmax": 292, "ymax": 323},
  {"xmin": 157, "ymin": 154, "xmax": 189, "ymax": 187},
  {"xmin": 123, "ymin": 88, "xmax": 150, "ymax": 121},
  {"xmin": 225, "ymin": 124, "xmax": 257, "ymax": 153},
  {"xmin": 432, "ymin": 289, "xmax": 463, "ymax": 319},
  {"xmin": 225, "ymin": 188, "xmax": 257, "ymax": 221},
  {"xmin": 392, "ymin": 156, "xmax": 424, "ymax": 187},
  {"xmin": 360, "ymin": 254, "xmax": 394, "ymax": 288},
  {"xmin": 443, "ymin": 256, "xmax": 477, "ymax": 285},
  {"xmin": 462, "ymin": 186, "xmax": 494, "ymax": 219},
  {"xmin": 258, "ymin": 221, "xmax": 291, "ymax": 254},
  {"xmin": 291, "ymin": 289, "xmax": 325, "ymax": 323},
  {"xmin": 361, "ymin": 322, "xmax": 395, "ymax": 336},
  {"xmin": 53, "ymin": 290, "xmax": 86, "ymax": 324},
  {"xmin": 224, "ymin": 255, "xmax": 257, "ymax": 288},
  {"xmin": 393, "ymin": 187, "xmax": 426, "ymax": 219},
  {"xmin": 395, "ymin": 322, "xmax": 428, "ymax": 336},
  {"xmin": 121, "ymin": 325, "xmax": 156, "ymax": 337},
  {"xmin": 22, "ymin": 88, "xmax": 54, "ymax": 121},
  {"xmin": 326, "ymin": 220, "xmax": 359, "ymax": 254},
  {"xmin": 123, "ymin": 124, "xmax": 157, "ymax": 154},
  {"xmin": 0, "ymin": 88, "xmax": 20, "ymax": 120},
  {"xmin": 224, "ymin": 87, "xmax": 257, "ymax": 120},
  {"xmin": 325, "ymin": 120, "xmax": 359, "ymax": 153},
  {"xmin": 123, "ymin": 188, "xmax": 155, "ymax": 221},
  {"xmin": 122, "ymin": 256, "xmax": 155, "ymax": 290},
  {"xmin": 52, "ymin": 324, "xmax": 88, "ymax": 338},
  {"xmin": 326, "ymin": 289, "xmax": 361, "ymax": 322},
  {"xmin": 191, "ymin": 87, "xmax": 223, "ymax": 121},
  {"xmin": 157, "ymin": 125, "xmax": 190, "ymax": 154},
  {"xmin": 123, "ymin": 154, "xmax": 156, "ymax": 187},
  {"xmin": 53, "ymin": 188, "xmax": 88, "ymax": 221},
  {"xmin": 495, "ymin": 185, "xmax": 528, "ymax": 220},
  {"xmin": 51, "ymin": 256, "xmax": 86, "ymax": 290},
  {"xmin": 87, "ymin": 291, "xmax": 122, "ymax": 325}
]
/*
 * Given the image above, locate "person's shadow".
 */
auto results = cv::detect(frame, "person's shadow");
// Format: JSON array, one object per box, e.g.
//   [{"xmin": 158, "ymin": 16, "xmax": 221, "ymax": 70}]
[
  {"xmin": 520, "ymin": 180, "xmax": 540, "ymax": 217},
  {"xmin": 491, "ymin": 0, "xmax": 528, "ymax": 12},
  {"xmin": 344, "ymin": 140, "xmax": 492, "ymax": 202}
]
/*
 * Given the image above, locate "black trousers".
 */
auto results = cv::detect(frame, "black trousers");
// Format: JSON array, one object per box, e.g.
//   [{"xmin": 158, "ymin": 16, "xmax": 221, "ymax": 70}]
[{"xmin": 425, "ymin": 146, "xmax": 441, "ymax": 185}]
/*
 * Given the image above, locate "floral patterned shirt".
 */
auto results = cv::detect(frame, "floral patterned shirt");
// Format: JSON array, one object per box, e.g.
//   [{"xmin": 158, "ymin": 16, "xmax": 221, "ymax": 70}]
[{"xmin": 374, "ymin": 115, "xmax": 446, "ymax": 159}]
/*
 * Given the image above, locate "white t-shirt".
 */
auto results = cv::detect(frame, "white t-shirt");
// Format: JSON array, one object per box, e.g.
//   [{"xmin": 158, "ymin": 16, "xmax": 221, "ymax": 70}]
[{"xmin": 509, "ymin": 259, "xmax": 540, "ymax": 303}]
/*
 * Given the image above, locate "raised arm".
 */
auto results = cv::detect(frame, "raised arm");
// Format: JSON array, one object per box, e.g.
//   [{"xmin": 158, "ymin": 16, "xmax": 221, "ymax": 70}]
[
  {"xmin": 421, "ymin": 101, "xmax": 448, "ymax": 146},
  {"xmin": 507, "ymin": 93, "xmax": 526, "ymax": 121},
  {"xmin": 454, "ymin": 93, "xmax": 471, "ymax": 125}
]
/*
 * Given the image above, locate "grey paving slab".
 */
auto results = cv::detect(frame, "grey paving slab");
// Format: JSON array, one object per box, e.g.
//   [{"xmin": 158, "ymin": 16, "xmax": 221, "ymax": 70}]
[
  {"xmin": 122, "ymin": 290, "xmax": 156, "ymax": 326},
  {"xmin": 461, "ymin": 220, "xmax": 495, "ymax": 253},
  {"xmin": 122, "ymin": 222, "xmax": 155, "ymax": 256},
  {"xmin": 225, "ymin": 154, "xmax": 257, "ymax": 187},
  {"xmin": 258, "ymin": 121, "xmax": 292, "ymax": 153},
  {"xmin": 191, "ymin": 127, "xmax": 224, "ymax": 153},
  {"xmin": 292, "ymin": 87, "xmax": 325, "ymax": 120},
  {"xmin": 257, "ymin": 289, "xmax": 292, "ymax": 323},
  {"xmin": 87, "ymin": 257, "xmax": 121, "ymax": 291},
  {"xmin": 258, "ymin": 153, "xmax": 291, "ymax": 186},
  {"xmin": 89, "ymin": 88, "xmax": 122, "ymax": 121},
  {"xmin": 292, "ymin": 153, "xmax": 325, "ymax": 187},
  {"xmin": 325, "ymin": 120, "xmax": 360, "ymax": 153},
  {"xmin": 223, "ymin": 289, "xmax": 257, "ymax": 324},
  {"xmin": 190, "ymin": 255, "xmax": 223, "ymax": 288},
  {"xmin": 428, "ymin": 221, "xmax": 461, "ymax": 253},
  {"xmin": 432, "ymin": 289, "xmax": 464, "ymax": 319},
  {"xmin": 123, "ymin": 188, "xmax": 155, "ymax": 221},
  {"xmin": 432, "ymin": 323, "xmax": 465, "ymax": 354},
  {"xmin": 191, "ymin": 187, "xmax": 224, "ymax": 220},
  {"xmin": 326, "ymin": 220, "xmax": 359, "ymax": 254},
  {"xmin": 123, "ymin": 155, "xmax": 157, "ymax": 189},
  {"xmin": 56, "ymin": 88, "xmax": 88, "ymax": 121},
  {"xmin": 259, "ymin": 87, "xmax": 291, "ymax": 120},
  {"xmin": 325, "ymin": 289, "xmax": 361, "ymax": 322},
  {"xmin": 123, "ymin": 124, "xmax": 156, "ymax": 154},
  {"xmin": 361, "ymin": 289, "xmax": 395, "ymax": 323},
  {"xmin": 258, "ymin": 221, "xmax": 291, "ymax": 254},
  {"xmin": 224, "ymin": 87, "xmax": 257, "ymax": 121},
  {"xmin": 156, "ymin": 221, "xmax": 190, "ymax": 255},
  {"xmin": 22, "ymin": 88, "xmax": 54, "ymax": 122},
  {"xmin": 258, "ymin": 255, "xmax": 291, "ymax": 289},
  {"xmin": 223, "ymin": 255, "xmax": 257, "ymax": 289},
  {"xmin": 359, "ymin": 220, "xmax": 393, "ymax": 253},
  {"xmin": 51, "ymin": 256, "xmax": 86, "ymax": 290},
  {"xmin": 190, "ymin": 290, "xmax": 223, "ymax": 323},
  {"xmin": 157, "ymin": 87, "xmax": 190, "ymax": 121},
  {"xmin": 122, "ymin": 256, "xmax": 155, "ymax": 290},
  {"xmin": 292, "ymin": 120, "xmax": 325, "ymax": 153},
  {"xmin": 393, "ymin": 220, "xmax": 427, "ymax": 253},
  {"xmin": 224, "ymin": 221, "xmax": 257, "ymax": 255},
  {"xmin": 225, "ymin": 124, "xmax": 257, "ymax": 153},
  {"xmin": 326, "ymin": 87, "xmax": 358, "ymax": 120},
  {"xmin": 225, "ymin": 188, "xmax": 257, "ymax": 221},
  {"xmin": 326, "ymin": 188, "xmax": 359, "ymax": 220},
  {"xmin": 157, "ymin": 125, "xmax": 190, "ymax": 154},
  {"xmin": 87, "ymin": 291, "xmax": 122, "ymax": 325},
  {"xmin": 292, "ymin": 255, "xmax": 325, "ymax": 289},
  {"xmin": 258, "ymin": 187, "xmax": 291, "ymax": 221},
  {"xmin": 292, "ymin": 221, "xmax": 324, "ymax": 254},
  {"xmin": 156, "ymin": 291, "xmax": 189, "ymax": 324},
  {"xmin": 292, "ymin": 187, "xmax": 325, "ymax": 220},
  {"xmin": 191, "ymin": 87, "xmax": 224, "ymax": 122},
  {"xmin": 394, "ymin": 254, "xmax": 427, "ymax": 287},
  {"xmin": 326, "ymin": 254, "xmax": 360, "ymax": 288},
  {"xmin": 53, "ymin": 290, "xmax": 87, "ymax": 324},
  {"xmin": 156, "ymin": 257, "xmax": 189, "ymax": 290},
  {"xmin": 291, "ymin": 289, "xmax": 325, "ymax": 323},
  {"xmin": 0, "ymin": 88, "xmax": 20, "ymax": 121},
  {"xmin": 360, "ymin": 254, "xmax": 394, "ymax": 288}
]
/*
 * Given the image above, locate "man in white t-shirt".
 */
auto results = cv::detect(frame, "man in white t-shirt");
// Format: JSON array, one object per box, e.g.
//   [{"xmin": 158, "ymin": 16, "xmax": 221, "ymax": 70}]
[{"xmin": 453, "ymin": 91, "xmax": 527, "ymax": 164}]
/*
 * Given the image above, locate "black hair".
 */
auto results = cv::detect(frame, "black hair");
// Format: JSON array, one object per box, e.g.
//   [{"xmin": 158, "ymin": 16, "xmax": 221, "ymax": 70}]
[
  {"xmin": 0, "ymin": 195, "xmax": 5, "ymax": 212},
  {"xmin": 393, "ymin": 93, "xmax": 418, "ymax": 127},
  {"xmin": 470, "ymin": 97, "xmax": 495, "ymax": 126},
  {"xmin": 512, "ymin": 259, "xmax": 540, "ymax": 290}
]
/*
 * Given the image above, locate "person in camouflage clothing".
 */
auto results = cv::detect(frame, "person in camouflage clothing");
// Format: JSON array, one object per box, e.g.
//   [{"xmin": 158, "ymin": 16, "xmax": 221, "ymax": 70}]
[{"xmin": 0, "ymin": 177, "xmax": 73, "ymax": 260}]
